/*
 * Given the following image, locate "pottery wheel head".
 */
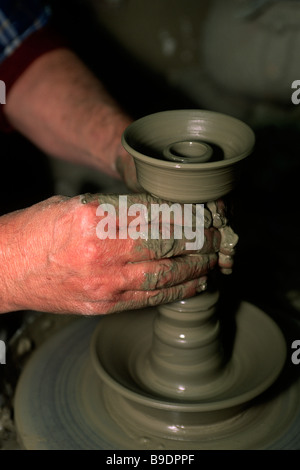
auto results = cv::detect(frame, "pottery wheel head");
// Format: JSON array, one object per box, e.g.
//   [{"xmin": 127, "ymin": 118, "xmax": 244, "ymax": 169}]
[{"xmin": 122, "ymin": 110, "xmax": 255, "ymax": 202}]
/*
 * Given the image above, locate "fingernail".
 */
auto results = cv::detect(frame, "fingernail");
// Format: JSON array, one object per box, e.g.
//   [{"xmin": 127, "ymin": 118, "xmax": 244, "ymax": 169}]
[
  {"xmin": 218, "ymin": 252, "xmax": 233, "ymax": 268},
  {"xmin": 219, "ymin": 226, "xmax": 239, "ymax": 254}
]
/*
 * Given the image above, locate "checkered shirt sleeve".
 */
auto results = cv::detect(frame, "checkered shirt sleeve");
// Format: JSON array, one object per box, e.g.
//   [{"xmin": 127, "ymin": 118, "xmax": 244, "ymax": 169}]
[{"xmin": 0, "ymin": 0, "xmax": 51, "ymax": 64}]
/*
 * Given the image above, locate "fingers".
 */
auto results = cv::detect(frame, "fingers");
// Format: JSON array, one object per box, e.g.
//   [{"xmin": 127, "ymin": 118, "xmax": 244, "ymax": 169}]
[
  {"xmin": 219, "ymin": 226, "xmax": 239, "ymax": 255},
  {"xmin": 128, "ymin": 226, "xmax": 221, "ymax": 263},
  {"xmin": 121, "ymin": 253, "xmax": 218, "ymax": 292},
  {"xmin": 73, "ymin": 255, "xmax": 215, "ymax": 315},
  {"xmin": 80, "ymin": 193, "xmax": 237, "ymax": 287},
  {"xmin": 218, "ymin": 252, "xmax": 234, "ymax": 274},
  {"xmin": 206, "ymin": 199, "xmax": 238, "ymax": 275},
  {"xmin": 77, "ymin": 254, "xmax": 214, "ymax": 315},
  {"xmin": 206, "ymin": 200, "xmax": 227, "ymax": 228},
  {"xmin": 106, "ymin": 276, "xmax": 211, "ymax": 314},
  {"xmin": 81, "ymin": 193, "xmax": 222, "ymax": 260}
]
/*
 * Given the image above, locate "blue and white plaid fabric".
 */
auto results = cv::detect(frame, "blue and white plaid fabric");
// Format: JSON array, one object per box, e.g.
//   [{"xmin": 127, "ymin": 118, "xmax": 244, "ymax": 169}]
[{"xmin": 0, "ymin": 0, "xmax": 51, "ymax": 64}]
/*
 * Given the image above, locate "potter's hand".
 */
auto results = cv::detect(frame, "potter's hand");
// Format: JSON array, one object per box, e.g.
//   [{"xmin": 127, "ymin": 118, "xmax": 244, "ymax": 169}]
[
  {"xmin": 0, "ymin": 194, "xmax": 223, "ymax": 315},
  {"xmin": 206, "ymin": 199, "xmax": 238, "ymax": 274}
]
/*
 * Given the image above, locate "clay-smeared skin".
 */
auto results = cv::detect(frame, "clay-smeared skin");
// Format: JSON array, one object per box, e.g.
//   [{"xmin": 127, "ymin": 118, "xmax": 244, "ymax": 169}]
[
  {"xmin": 206, "ymin": 200, "xmax": 238, "ymax": 274},
  {"xmin": 0, "ymin": 193, "xmax": 236, "ymax": 315}
]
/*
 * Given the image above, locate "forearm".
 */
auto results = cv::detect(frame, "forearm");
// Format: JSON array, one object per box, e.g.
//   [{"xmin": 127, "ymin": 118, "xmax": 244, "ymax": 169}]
[{"xmin": 4, "ymin": 48, "xmax": 132, "ymax": 179}]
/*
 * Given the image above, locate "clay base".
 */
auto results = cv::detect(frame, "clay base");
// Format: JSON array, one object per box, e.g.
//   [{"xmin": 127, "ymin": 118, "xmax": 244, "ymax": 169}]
[{"xmin": 14, "ymin": 304, "xmax": 300, "ymax": 450}]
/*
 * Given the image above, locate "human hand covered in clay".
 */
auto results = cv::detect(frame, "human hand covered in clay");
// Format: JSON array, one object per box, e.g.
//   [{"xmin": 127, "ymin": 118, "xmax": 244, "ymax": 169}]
[
  {"xmin": 206, "ymin": 199, "xmax": 238, "ymax": 274},
  {"xmin": 0, "ymin": 193, "xmax": 238, "ymax": 315}
]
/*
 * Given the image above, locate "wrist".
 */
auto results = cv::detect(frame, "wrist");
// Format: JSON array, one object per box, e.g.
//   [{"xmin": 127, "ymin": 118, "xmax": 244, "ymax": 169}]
[
  {"xmin": 0, "ymin": 209, "xmax": 31, "ymax": 312},
  {"xmin": 0, "ymin": 196, "xmax": 70, "ymax": 313}
]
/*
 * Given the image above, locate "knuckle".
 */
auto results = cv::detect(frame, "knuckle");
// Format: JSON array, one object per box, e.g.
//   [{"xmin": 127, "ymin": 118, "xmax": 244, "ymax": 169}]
[{"xmin": 81, "ymin": 239, "xmax": 99, "ymax": 262}]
